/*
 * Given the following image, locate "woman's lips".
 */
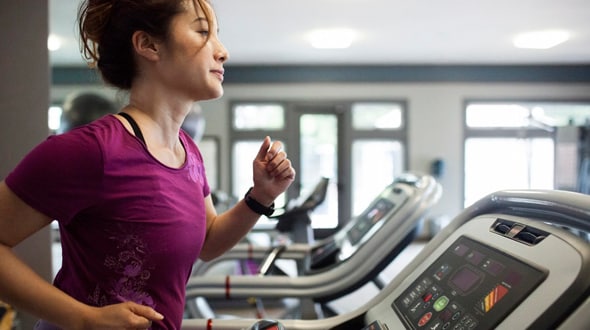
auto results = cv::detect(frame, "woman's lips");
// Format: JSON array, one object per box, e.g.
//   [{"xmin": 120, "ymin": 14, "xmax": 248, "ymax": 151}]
[{"xmin": 211, "ymin": 69, "xmax": 224, "ymax": 82}]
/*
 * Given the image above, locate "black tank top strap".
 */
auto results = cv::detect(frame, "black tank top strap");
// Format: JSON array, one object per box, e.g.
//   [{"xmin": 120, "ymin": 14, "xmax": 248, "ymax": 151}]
[{"xmin": 118, "ymin": 112, "xmax": 146, "ymax": 145}]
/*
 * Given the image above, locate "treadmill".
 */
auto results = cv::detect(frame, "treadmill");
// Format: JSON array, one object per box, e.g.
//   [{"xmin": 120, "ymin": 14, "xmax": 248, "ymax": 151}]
[
  {"xmin": 184, "ymin": 172, "xmax": 442, "ymax": 320},
  {"xmin": 191, "ymin": 177, "xmax": 330, "ymax": 277},
  {"xmin": 182, "ymin": 189, "xmax": 590, "ymax": 330}
]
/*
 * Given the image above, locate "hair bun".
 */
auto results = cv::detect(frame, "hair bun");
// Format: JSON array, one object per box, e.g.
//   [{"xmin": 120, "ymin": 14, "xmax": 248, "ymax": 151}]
[{"xmin": 78, "ymin": 0, "xmax": 114, "ymax": 66}]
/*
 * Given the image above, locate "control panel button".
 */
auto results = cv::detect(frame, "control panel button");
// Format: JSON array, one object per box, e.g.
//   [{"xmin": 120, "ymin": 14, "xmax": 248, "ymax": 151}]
[{"xmin": 433, "ymin": 296, "xmax": 450, "ymax": 312}]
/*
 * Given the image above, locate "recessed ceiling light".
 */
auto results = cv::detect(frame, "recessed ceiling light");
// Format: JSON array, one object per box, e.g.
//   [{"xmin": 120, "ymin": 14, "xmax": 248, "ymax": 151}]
[
  {"xmin": 47, "ymin": 34, "xmax": 62, "ymax": 51},
  {"xmin": 308, "ymin": 28, "xmax": 356, "ymax": 49},
  {"xmin": 512, "ymin": 30, "xmax": 570, "ymax": 50}
]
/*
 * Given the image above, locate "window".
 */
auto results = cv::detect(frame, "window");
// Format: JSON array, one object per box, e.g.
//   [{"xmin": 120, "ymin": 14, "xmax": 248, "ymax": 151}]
[
  {"xmin": 464, "ymin": 101, "xmax": 590, "ymax": 208},
  {"xmin": 352, "ymin": 102, "xmax": 403, "ymax": 130},
  {"xmin": 230, "ymin": 101, "xmax": 407, "ymax": 233},
  {"xmin": 48, "ymin": 106, "xmax": 63, "ymax": 132},
  {"xmin": 233, "ymin": 104, "xmax": 284, "ymax": 130},
  {"xmin": 231, "ymin": 103, "xmax": 288, "ymax": 227},
  {"xmin": 352, "ymin": 140, "xmax": 404, "ymax": 214},
  {"xmin": 351, "ymin": 102, "xmax": 405, "ymax": 215},
  {"xmin": 464, "ymin": 137, "xmax": 554, "ymax": 207},
  {"xmin": 232, "ymin": 140, "xmax": 288, "ymax": 210},
  {"xmin": 299, "ymin": 113, "xmax": 338, "ymax": 228}
]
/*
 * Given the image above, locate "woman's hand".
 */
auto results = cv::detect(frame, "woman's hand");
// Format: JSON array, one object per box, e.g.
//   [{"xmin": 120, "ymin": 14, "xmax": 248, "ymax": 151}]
[
  {"xmin": 80, "ymin": 301, "xmax": 164, "ymax": 330},
  {"xmin": 250, "ymin": 136, "xmax": 296, "ymax": 204}
]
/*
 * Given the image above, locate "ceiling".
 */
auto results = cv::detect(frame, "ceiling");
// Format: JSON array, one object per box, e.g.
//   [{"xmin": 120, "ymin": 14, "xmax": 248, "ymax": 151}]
[{"xmin": 49, "ymin": 0, "xmax": 590, "ymax": 67}]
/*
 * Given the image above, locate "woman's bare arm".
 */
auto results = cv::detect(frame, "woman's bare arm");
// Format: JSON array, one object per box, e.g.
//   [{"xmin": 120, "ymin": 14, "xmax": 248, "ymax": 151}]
[{"xmin": 200, "ymin": 137, "xmax": 295, "ymax": 261}]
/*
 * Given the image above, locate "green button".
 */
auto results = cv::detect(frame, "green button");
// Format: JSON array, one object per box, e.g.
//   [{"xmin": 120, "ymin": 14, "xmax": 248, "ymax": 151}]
[{"xmin": 433, "ymin": 295, "xmax": 449, "ymax": 312}]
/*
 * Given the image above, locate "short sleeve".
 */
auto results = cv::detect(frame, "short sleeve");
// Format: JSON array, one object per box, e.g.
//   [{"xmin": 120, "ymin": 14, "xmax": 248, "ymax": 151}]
[{"xmin": 5, "ymin": 129, "xmax": 104, "ymax": 224}]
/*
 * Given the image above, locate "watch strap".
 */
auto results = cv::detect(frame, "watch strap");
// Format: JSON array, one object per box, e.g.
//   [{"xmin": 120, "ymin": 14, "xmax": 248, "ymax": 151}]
[{"xmin": 244, "ymin": 187, "xmax": 275, "ymax": 216}]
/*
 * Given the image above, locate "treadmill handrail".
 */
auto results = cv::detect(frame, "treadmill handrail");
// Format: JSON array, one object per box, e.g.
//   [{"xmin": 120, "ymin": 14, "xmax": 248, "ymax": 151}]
[
  {"xmin": 257, "ymin": 245, "xmax": 288, "ymax": 276},
  {"xmin": 191, "ymin": 244, "xmax": 310, "ymax": 276}
]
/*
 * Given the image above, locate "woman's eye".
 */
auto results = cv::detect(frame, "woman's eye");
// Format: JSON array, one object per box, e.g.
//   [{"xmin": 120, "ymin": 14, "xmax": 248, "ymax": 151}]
[{"xmin": 197, "ymin": 30, "xmax": 210, "ymax": 37}]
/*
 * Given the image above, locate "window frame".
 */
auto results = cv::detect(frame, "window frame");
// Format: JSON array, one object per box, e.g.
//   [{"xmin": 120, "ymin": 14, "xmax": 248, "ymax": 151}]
[
  {"xmin": 229, "ymin": 99, "xmax": 408, "ymax": 236},
  {"xmin": 461, "ymin": 99, "xmax": 590, "ymax": 208}
]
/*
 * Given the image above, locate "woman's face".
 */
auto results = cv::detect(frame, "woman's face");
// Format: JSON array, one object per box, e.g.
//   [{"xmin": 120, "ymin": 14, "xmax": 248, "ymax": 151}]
[{"xmin": 156, "ymin": 0, "xmax": 229, "ymax": 102}]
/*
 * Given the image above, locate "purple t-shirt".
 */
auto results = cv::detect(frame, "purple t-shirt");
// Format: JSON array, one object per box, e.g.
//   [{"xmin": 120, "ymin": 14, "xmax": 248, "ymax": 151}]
[{"xmin": 5, "ymin": 115, "xmax": 210, "ymax": 329}]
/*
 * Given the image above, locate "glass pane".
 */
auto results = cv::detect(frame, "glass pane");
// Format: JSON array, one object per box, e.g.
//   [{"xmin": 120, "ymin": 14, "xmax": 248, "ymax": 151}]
[
  {"xmin": 466, "ymin": 104, "xmax": 530, "ymax": 128},
  {"xmin": 352, "ymin": 140, "xmax": 405, "ymax": 215},
  {"xmin": 466, "ymin": 102, "xmax": 590, "ymax": 128},
  {"xmin": 233, "ymin": 104, "xmax": 285, "ymax": 130},
  {"xmin": 48, "ymin": 106, "xmax": 62, "ymax": 132},
  {"xmin": 464, "ymin": 137, "xmax": 554, "ymax": 207},
  {"xmin": 529, "ymin": 103, "xmax": 590, "ymax": 127},
  {"xmin": 300, "ymin": 114, "xmax": 338, "ymax": 229},
  {"xmin": 352, "ymin": 102, "xmax": 403, "ymax": 129},
  {"xmin": 232, "ymin": 141, "xmax": 287, "ymax": 224}
]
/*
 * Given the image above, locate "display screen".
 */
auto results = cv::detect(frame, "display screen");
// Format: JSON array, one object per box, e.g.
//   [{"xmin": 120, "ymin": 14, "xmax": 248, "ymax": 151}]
[
  {"xmin": 392, "ymin": 236, "xmax": 547, "ymax": 329},
  {"xmin": 347, "ymin": 198, "xmax": 396, "ymax": 245}
]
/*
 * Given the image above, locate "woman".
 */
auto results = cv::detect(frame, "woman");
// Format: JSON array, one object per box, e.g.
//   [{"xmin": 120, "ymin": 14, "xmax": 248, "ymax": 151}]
[{"xmin": 0, "ymin": 0, "xmax": 295, "ymax": 329}]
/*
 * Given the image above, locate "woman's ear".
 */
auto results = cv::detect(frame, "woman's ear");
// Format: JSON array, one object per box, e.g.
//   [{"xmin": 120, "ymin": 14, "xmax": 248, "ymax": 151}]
[{"xmin": 131, "ymin": 30, "xmax": 160, "ymax": 62}]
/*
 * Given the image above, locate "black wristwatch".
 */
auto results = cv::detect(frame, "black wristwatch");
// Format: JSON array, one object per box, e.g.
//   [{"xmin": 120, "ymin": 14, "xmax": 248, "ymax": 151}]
[{"xmin": 244, "ymin": 187, "xmax": 275, "ymax": 216}]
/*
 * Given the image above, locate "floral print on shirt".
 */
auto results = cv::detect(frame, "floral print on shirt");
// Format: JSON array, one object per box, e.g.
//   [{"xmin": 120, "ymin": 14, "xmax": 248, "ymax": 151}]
[
  {"xmin": 187, "ymin": 152, "xmax": 205, "ymax": 184},
  {"xmin": 88, "ymin": 232, "xmax": 155, "ymax": 309}
]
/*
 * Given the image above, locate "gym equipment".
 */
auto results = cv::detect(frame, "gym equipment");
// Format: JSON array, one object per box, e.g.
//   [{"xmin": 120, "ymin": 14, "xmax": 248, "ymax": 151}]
[
  {"xmin": 247, "ymin": 319, "xmax": 286, "ymax": 330},
  {"xmin": 271, "ymin": 176, "xmax": 331, "ymax": 245},
  {"xmin": 191, "ymin": 177, "xmax": 330, "ymax": 278},
  {"xmin": 184, "ymin": 172, "xmax": 442, "ymax": 320},
  {"xmin": 182, "ymin": 189, "xmax": 590, "ymax": 330}
]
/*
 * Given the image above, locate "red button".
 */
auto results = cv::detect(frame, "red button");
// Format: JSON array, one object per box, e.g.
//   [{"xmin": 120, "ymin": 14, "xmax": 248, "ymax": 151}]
[{"xmin": 418, "ymin": 312, "xmax": 433, "ymax": 327}]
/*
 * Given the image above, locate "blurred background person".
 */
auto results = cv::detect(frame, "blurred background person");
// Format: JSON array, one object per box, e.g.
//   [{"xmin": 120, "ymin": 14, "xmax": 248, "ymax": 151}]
[{"xmin": 58, "ymin": 92, "xmax": 117, "ymax": 134}]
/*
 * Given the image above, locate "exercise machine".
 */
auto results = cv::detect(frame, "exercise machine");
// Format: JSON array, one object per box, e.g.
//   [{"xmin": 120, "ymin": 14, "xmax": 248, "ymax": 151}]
[
  {"xmin": 192, "ymin": 177, "xmax": 330, "ymax": 278},
  {"xmin": 182, "ymin": 189, "xmax": 590, "ymax": 329},
  {"xmin": 184, "ymin": 173, "xmax": 442, "ymax": 320}
]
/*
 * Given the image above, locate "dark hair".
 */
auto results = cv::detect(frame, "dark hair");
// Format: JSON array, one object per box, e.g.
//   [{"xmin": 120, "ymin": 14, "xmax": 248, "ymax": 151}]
[{"xmin": 78, "ymin": 0, "xmax": 212, "ymax": 90}]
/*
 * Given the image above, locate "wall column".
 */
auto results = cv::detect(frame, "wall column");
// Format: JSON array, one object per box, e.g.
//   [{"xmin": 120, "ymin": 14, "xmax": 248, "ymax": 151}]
[{"xmin": 0, "ymin": 1, "xmax": 53, "ymax": 329}]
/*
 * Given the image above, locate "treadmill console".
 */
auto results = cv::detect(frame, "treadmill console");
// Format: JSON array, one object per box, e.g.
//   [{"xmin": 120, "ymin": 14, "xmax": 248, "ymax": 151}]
[
  {"xmin": 309, "ymin": 183, "xmax": 406, "ymax": 270},
  {"xmin": 309, "ymin": 197, "xmax": 396, "ymax": 269},
  {"xmin": 392, "ymin": 236, "xmax": 547, "ymax": 329},
  {"xmin": 347, "ymin": 197, "xmax": 396, "ymax": 245}
]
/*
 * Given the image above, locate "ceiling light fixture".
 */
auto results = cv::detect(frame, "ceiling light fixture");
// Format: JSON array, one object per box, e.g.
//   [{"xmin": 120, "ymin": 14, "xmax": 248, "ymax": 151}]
[
  {"xmin": 512, "ymin": 30, "xmax": 570, "ymax": 50},
  {"xmin": 47, "ymin": 34, "xmax": 62, "ymax": 51},
  {"xmin": 308, "ymin": 28, "xmax": 356, "ymax": 49}
]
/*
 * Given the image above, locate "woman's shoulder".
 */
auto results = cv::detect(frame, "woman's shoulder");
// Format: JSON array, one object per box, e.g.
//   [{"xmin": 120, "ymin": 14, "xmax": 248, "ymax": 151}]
[
  {"xmin": 62, "ymin": 114, "xmax": 125, "ymax": 146},
  {"xmin": 36, "ymin": 115, "xmax": 122, "ymax": 163},
  {"xmin": 83, "ymin": 114, "xmax": 122, "ymax": 135}
]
